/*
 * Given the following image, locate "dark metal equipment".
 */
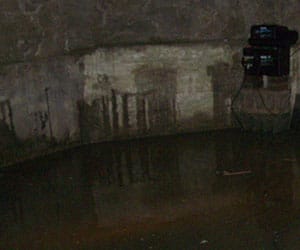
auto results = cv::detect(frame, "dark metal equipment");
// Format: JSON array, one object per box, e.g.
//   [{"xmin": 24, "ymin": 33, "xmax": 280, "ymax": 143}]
[{"xmin": 242, "ymin": 25, "xmax": 298, "ymax": 76}]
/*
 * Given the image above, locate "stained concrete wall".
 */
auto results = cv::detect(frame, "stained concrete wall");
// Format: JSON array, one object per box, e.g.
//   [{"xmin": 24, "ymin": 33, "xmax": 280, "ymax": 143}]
[
  {"xmin": 2, "ymin": 0, "xmax": 300, "ymax": 65},
  {"xmin": 0, "ymin": 44, "xmax": 241, "ymax": 145},
  {"xmin": 291, "ymin": 47, "xmax": 300, "ymax": 128},
  {"xmin": 0, "ymin": 57, "xmax": 83, "ymax": 141},
  {"xmin": 80, "ymin": 45, "xmax": 241, "ymax": 142},
  {"xmin": 0, "ymin": 0, "xmax": 300, "ymax": 164}
]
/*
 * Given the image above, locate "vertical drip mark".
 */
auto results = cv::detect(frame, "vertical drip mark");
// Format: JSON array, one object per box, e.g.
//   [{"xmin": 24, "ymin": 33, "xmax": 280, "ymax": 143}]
[
  {"xmin": 130, "ymin": 96, "xmax": 138, "ymax": 130},
  {"xmin": 145, "ymin": 95, "xmax": 150, "ymax": 130},
  {"xmin": 172, "ymin": 96, "xmax": 177, "ymax": 125},
  {"xmin": 137, "ymin": 95, "xmax": 146, "ymax": 133},
  {"xmin": 102, "ymin": 96, "xmax": 111, "ymax": 135},
  {"xmin": 7, "ymin": 101, "xmax": 15, "ymax": 135},
  {"xmin": 45, "ymin": 87, "xmax": 53, "ymax": 140},
  {"xmin": 111, "ymin": 90, "xmax": 118, "ymax": 134},
  {"xmin": 0, "ymin": 103, "xmax": 6, "ymax": 122},
  {"xmin": 122, "ymin": 94, "xmax": 129, "ymax": 130},
  {"xmin": 149, "ymin": 92, "xmax": 155, "ymax": 130},
  {"xmin": 0, "ymin": 100, "xmax": 16, "ymax": 137},
  {"xmin": 77, "ymin": 101, "xmax": 85, "ymax": 143},
  {"xmin": 97, "ymin": 99, "xmax": 103, "ymax": 131},
  {"xmin": 117, "ymin": 94, "xmax": 123, "ymax": 129},
  {"xmin": 33, "ymin": 112, "xmax": 38, "ymax": 137}
]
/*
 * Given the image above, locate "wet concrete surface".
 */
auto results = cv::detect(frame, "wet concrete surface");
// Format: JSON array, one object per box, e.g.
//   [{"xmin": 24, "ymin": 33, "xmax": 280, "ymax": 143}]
[{"xmin": 1, "ymin": 129, "xmax": 300, "ymax": 249}]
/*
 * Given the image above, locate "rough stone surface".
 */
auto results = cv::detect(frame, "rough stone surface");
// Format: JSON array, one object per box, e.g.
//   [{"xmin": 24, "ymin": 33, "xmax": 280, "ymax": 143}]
[{"xmin": 1, "ymin": 0, "xmax": 294, "ymax": 65}]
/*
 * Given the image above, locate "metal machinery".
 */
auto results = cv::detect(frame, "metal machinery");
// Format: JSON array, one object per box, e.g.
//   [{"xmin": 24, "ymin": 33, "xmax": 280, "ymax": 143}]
[{"xmin": 242, "ymin": 25, "xmax": 298, "ymax": 76}]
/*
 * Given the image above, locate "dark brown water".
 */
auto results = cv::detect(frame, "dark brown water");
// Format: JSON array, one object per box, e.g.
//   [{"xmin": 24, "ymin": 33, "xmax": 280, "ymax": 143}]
[{"xmin": 1, "ymin": 130, "xmax": 300, "ymax": 249}]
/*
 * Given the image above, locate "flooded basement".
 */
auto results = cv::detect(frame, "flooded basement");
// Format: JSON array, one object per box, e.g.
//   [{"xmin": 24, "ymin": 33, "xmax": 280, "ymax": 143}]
[{"xmin": 1, "ymin": 130, "xmax": 300, "ymax": 249}]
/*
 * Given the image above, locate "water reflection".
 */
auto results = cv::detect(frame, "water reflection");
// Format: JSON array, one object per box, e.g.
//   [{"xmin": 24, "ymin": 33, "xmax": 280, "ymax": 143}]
[{"xmin": 0, "ymin": 131, "xmax": 300, "ymax": 249}]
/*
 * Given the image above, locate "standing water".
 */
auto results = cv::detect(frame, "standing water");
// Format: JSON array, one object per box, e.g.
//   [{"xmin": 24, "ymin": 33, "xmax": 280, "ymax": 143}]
[{"xmin": 0, "ymin": 130, "xmax": 300, "ymax": 249}]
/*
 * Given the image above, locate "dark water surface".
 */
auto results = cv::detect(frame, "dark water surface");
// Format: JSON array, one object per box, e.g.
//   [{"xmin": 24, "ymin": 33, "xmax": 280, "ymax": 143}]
[{"xmin": 1, "ymin": 130, "xmax": 300, "ymax": 249}]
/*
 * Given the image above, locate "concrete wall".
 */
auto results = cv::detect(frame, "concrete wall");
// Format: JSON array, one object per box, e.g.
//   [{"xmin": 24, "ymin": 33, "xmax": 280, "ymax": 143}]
[
  {"xmin": 0, "ymin": 44, "xmax": 240, "ymax": 144},
  {"xmin": 0, "ymin": 58, "xmax": 83, "ymax": 141},
  {"xmin": 80, "ymin": 45, "xmax": 241, "ymax": 142},
  {"xmin": 2, "ymin": 0, "xmax": 300, "ymax": 65},
  {"xmin": 0, "ymin": 0, "xmax": 300, "ymax": 164}
]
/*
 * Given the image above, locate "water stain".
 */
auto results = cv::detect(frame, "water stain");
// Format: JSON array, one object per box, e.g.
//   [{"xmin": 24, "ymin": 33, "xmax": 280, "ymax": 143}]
[
  {"xmin": 0, "ymin": 100, "xmax": 15, "ymax": 136},
  {"xmin": 135, "ymin": 66, "xmax": 177, "ymax": 133},
  {"xmin": 111, "ymin": 89, "xmax": 119, "ymax": 134},
  {"xmin": 78, "ymin": 97, "xmax": 113, "ymax": 143},
  {"xmin": 137, "ymin": 94, "xmax": 147, "ymax": 133},
  {"xmin": 79, "ymin": 66, "xmax": 177, "ymax": 142},
  {"xmin": 32, "ymin": 111, "xmax": 49, "ymax": 137},
  {"xmin": 122, "ymin": 94, "xmax": 129, "ymax": 130}
]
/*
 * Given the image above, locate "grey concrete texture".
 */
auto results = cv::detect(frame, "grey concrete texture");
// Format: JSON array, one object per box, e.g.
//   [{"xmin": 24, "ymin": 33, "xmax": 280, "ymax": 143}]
[
  {"xmin": 1, "ymin": 0, "xmax": 298, "ymax": 65},
  {"xmin": 0, "ymin": 44, "xmax": 242, "ymax": 147},
  {"xmin": 0, "ymin": 57, "xmax": 83, "ymax": 142}
]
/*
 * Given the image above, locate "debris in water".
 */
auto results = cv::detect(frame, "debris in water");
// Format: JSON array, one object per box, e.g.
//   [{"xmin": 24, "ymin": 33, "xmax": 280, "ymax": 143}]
[
  {"xmin": 282, "ymin": 158, "xmax": 297, "ymax": 162},
  {"xmin": 200, "ymin": 240, "xmax": 208, "ymax": 245},
  {"xmin": 217, "ymin": 170, "xmax": 252, "ymax": 176}
]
